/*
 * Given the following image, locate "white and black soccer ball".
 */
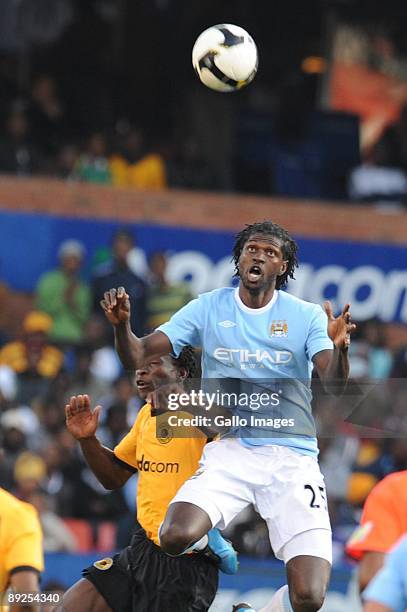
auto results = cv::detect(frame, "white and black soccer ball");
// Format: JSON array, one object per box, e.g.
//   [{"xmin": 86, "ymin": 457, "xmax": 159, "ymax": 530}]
[{"xmin": 192, "ymin": 24, "xmax": 258, "ymax": 93}]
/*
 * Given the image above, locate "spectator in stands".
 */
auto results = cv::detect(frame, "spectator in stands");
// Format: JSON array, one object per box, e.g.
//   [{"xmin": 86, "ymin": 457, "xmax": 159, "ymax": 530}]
[
  {"xmin": 0, "ymin": 411, "xmax": 29, "ymax": 489},
  {"xmin": 54, "ymin": 143, "xmax": 80, "ymax": 180},
  {"xmin": 92, "ymin": 229, "xmax": 147, "ymax": 337},
  {"xmin": 65, "ymin": 345, "xmax": 110, "ymax": 406},
  {"xmin": 391, "ymin": 346, "xmax": 407, "ymax": 378},
  {"xmin": 36, "ymin": 239, "xmax": 91, "ymax": 346},
  {"xmin": 346, "ymin": 439, "xmax": 393, "ymax": 509},
  {"xmin": 13, "ymin": 451, "xmax": 47, "ymax": 501},
  {"xmin": 76, "ymin": 132, "xmax": 112, "ymax": 184},
  {"xmin": 146, "ymin": 251, "xmax": 192, "ymax": 332},
  {"xmin": 69, "ymin": 455, "xmax": 129, "ymax": 523},
  {"xmin": 0, "ymin": 262, "xmax": 13, "ymax": 346},
  {"xmin": 27, "ymin": 75, "xmax": 65, "ymax": 157},
  {"xmin": 82, "ymin": 315, "xmax": 121, "ymax": 385},
  {"xmin": 348, "ymin": 130, "xmax": 407, "ymax": 207},
  {"xmin": 97, "ymin": 403, "xmax": 129, "ymax": 449},
  {"xmin": 0, "ymin": 106, "xmax": 42, "ymax": 175},
  {"xmin": 110, "ymin": 126, "xmax": 167, "ymax": 190},
  {"xmin": 362, "ymin": 319, "xmax": 393, "ymax": 379},
  {"xmin": 167, "ymin": 138, "xmax": 218, "ymax": 190},
  {"xmin": 97, "ymin": 373, "xmax": 141, "ymax": 427},
  {"xmin": 28, "ymin": 490, "xmax": 76, "ymax": 552},
  {"xmin": 34, "ymin": 395, "xmax": 67, "ymax": 451},
  {"xmin": 0, "ymin": 311, "xmax": 64, "ymax": 404},
  {"xmin": 0, "ymin": 365, "xmax": 16, "ymax": 409},
  {"xmin": 39, "ymin": 442, "xmax": 75, "ymax": 517}
]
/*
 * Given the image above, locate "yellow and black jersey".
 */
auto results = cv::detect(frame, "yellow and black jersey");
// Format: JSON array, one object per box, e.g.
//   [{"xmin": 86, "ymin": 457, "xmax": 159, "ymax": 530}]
[
  {"xmin": 0, "ymin": 488, "xmax": 44, "ymax": 593},
  {"xmin": 114, "ymin": 404, "xmax": 207, "ymax": 545}
]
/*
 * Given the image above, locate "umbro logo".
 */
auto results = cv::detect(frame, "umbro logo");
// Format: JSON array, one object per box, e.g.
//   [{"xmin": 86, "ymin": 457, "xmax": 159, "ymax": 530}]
[{"xmin": 218, "ymin": 320, "xmax": 236, "ymax": 328}]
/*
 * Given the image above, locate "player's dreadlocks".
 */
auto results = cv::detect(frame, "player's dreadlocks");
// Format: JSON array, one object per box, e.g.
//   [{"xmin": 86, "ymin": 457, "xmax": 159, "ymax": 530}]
[
  {"xmin": 232, "ymin": 221, "xmax": 298, "ymax": 289},
  {"xmin": 173, "ymin": 345, "xmax": 198, "ymax": 379}
]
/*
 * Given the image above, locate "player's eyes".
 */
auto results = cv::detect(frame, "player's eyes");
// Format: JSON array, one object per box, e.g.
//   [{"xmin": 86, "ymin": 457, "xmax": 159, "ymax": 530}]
[{"xmin": 247, "ymin": 246, "xmax": 256, "ymax": 252}]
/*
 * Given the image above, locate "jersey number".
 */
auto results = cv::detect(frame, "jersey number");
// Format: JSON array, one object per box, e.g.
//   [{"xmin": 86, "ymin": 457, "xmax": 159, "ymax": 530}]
[{"xmin": 304, "ymin": 484, "xmax": 327, "ymax": 510}]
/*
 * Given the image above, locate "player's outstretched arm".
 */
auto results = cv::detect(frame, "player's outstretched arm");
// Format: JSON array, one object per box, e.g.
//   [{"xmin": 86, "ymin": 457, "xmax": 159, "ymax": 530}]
[
  {"xmin": 313, "ymin": 301, "xmax": 356, "ymax": 394},
  {"xmin": 9, "ymin": 570, "xmax": 41, "ymax": 612},
  {"xmin": 100, "ymin": 286, "xmax": 172, "ymax": 370},
  {"xmin": 65, "ymin": 394, "xmax": 133, "ymax": 489}
]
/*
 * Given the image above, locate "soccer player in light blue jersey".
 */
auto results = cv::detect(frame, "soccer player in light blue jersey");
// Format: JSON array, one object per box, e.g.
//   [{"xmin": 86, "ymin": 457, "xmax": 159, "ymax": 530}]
[
  {"xmin": 364, "ymin": 536, "xmax": 407, "ymax": 612},
  {"xmin": 101, "ymin": 221, "xmax": 356, "ymax": 612}
]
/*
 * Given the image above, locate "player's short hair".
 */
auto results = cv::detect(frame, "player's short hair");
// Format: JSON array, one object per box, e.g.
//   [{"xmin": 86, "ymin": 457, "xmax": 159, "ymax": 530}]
[
  {"xmin": 232, "ymin": 221, "xmax": 299, "ymax": 289},
  {"xmin": 172, "ymin": 346, "xmax": 197, "ymax": 379}
]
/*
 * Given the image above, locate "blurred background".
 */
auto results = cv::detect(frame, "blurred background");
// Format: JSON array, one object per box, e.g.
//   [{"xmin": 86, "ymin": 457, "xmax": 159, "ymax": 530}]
[{"xmin": 0, "ymin": 0, "xmax": 406, "ymax": 610}]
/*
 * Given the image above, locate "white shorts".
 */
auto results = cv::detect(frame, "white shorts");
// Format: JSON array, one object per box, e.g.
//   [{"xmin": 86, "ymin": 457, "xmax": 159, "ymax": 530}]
[{"xmin": 170, "ymin": 438, "xmax": 332, "ymax": 564}]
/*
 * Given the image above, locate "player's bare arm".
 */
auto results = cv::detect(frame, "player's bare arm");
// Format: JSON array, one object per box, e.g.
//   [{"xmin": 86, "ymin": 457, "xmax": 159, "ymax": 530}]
[
  {"xmin": 100, "ymin": 286, "xmax": 172, "ymax": 370},
  {"xmin": 313, "ymin": 301, "xmax": 356, "ymax": 394},
  {"xmin": 9, "ymin": 570, "xmax": 40, "ymax": 612},
  {"xmin": 65, "ymin": 394, "xmax": 133, "ymax": 489},
  {"xmin": 359, "ymin": 551, "xmax": 386, "ymax": 593}
]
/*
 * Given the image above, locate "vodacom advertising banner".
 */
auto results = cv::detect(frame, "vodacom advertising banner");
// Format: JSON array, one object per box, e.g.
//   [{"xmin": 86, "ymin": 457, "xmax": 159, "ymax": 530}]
[{"xmin": 0, "ymin": 211, "xmax": 406, "ymax": 323}]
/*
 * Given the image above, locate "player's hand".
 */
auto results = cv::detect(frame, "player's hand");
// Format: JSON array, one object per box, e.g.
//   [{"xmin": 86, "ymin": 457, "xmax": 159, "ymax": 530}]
[
  {"xmin": 65, "ymin": 394, "xmax": 101, "ymax": 440},
  {"xmin": 100, "ymin": 286, "xmax": 130, "ymax": 326},
  {"xmin": 324, "ymin": 301, "xmax": 356, "ymax": 350},
  {"xmin": 147, "ymin": 382, "xmax": 186, "ymax": 415}
]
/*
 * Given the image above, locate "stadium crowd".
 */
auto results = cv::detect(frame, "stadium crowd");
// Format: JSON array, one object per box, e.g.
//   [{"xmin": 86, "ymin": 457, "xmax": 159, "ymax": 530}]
[
  {"xmin": 0, "ymin": 72, "xmax": 232, "ymax": 193},
  {"xmin": 0, "ymin": 233, "xmax": 405, "ymax": 563},
  {"xmin": 2, "ymin": 70, "xmax": 407, "ymax": 203}
]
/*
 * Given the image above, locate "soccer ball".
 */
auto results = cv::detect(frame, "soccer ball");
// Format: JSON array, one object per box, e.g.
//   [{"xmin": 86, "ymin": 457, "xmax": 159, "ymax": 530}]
[{"xmin": 192, "ymin": 24, "xmax": 258, "ymax": 93}]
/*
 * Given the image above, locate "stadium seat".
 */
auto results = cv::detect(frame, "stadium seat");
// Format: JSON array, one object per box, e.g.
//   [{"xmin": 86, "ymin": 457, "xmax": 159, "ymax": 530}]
[
  {"xmin": 63, "ymin": 519, "xmax": 94, "ymax": 553},
  {"xmin": 97, "ymin": 521, "xmax": 117, "ymax": 552}
]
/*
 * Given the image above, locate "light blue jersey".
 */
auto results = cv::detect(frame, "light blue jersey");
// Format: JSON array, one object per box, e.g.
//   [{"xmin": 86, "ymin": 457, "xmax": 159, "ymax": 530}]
[
  {"xmin": 364, "ymin": 536, "xmax": 407, "ymax": 611},
  {"xmin": 158, "ymin": 287, "xmax": 333, "ymax": 456}
]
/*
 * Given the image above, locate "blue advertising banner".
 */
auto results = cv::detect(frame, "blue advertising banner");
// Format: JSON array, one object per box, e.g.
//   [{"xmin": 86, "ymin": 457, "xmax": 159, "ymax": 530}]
[
  {"xmin": 0, "ymin": 210, "xmax": 406, "ymax": 322},
  {"xmin": 42, "ymin": 553, "xmax": 361, "ymax": 612}
]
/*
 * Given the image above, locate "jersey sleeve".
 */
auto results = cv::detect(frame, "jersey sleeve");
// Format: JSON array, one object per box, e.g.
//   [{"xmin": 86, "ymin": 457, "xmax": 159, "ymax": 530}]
[
  {"xmin": 363, "ymin": 537, "xmax": 407, "ymax": 611},
  {"xmin": 156, "ymin": 296, "xmax": 204, "ymax": 357},
  {"xmin": 5, "ymin": 505, "xmax": 44, "ymax": 575},
  {"xmin": 113, "ymin": 409, "xmax": 143, "ymax": 470},
  {"xmin": 346, "ymin": 480, "xmax": 402, "ymax": 559},
  {"xmin": 305, "ymin": 305, "xmax": 333, "ymax": 361}
]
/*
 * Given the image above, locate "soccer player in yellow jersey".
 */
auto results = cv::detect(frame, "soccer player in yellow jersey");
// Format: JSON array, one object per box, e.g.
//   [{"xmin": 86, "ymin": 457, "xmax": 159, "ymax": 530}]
[
  {"xmin": 61, "ymin": 347, "xmax": 235, "ymax": 612},
  {"xmin": 0, "ymin": 486, "xmax": 44, "ymax": 611}
]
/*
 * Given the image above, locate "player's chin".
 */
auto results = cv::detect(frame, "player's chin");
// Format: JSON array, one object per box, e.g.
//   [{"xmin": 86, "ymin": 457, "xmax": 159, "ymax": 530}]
[
  {"xmin": 137, "ymin": 386, "xmax": 153, "ymax": 400},
  {"xmin": 242, "ymin": 275, "xmax": 267, "ymax": 292}
]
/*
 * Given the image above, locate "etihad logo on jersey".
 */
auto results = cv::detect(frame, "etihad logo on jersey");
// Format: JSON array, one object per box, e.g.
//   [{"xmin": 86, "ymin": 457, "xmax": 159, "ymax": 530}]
[
  {"xmin": 137, "ymin": 454, "xmax": 179, "ymax": 474},
  {"xmin": 270, "ymin": 320, "xmax": 288, "ymax": 337},
  {"xmin": 214, "ymin": 347, "xmax": 293, "ymax": 368}
]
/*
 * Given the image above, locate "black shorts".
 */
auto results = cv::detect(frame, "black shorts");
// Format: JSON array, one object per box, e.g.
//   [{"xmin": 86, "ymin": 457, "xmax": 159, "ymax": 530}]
[{"xmin": 83, "ymin": 529, "xmax": 219, "ymax": 612}]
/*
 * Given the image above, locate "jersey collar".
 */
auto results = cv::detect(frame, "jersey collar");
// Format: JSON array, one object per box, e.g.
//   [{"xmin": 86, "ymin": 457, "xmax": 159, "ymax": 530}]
[{"xmin": 234, "ymin": 287, "xmax": 279, "ymax": 315}]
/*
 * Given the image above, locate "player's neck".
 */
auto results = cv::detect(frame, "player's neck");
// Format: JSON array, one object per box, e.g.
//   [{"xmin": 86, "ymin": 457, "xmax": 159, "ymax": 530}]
[{"xmin": 238, "ymin": 285, "xmax": 276, "ymax": 309}]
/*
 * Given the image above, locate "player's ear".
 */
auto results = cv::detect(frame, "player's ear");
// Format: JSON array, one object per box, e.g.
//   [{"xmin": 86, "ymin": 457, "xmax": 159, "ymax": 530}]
[
  {"xmin": 177, "ymin": 367, "xmax": 188, "ymax": 381},
  {"xmin": 278, "ymin": 260, "xmax": 288, "ymax": 276}
]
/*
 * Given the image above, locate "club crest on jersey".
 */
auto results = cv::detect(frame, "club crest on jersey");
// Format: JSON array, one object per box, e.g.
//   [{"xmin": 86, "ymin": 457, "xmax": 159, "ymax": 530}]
[
  {"xmin": 157, "ymin": 423, "xmax": 173, "ymax": 444},
  {"xmin": 94, "ymin": 557, "xmax": 113, "ymax": 571},
  {"xmin": 270, "ymin": 320, "xmax": 288, "ymax": 337}
]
